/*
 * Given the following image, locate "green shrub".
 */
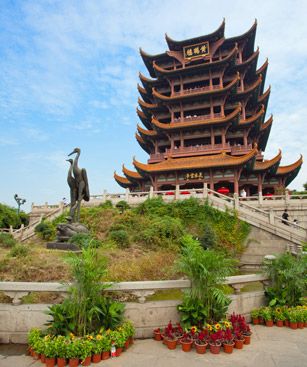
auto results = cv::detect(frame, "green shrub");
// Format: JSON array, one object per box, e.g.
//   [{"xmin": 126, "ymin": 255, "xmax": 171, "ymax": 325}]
[
  {"xmin": 199, "ymin": 222, "xmax": 218, "ymax": 250},
  {"xmin": 139, "ymin": 216, "xmax": 184, "ymax": 248},
  {"xmin": 35, "ymin": 221, "xmax": 55, "ymax": 241},
  {"xmin": 109, "ymin": 229, "xmax": 130, "ymax": 248},
  {"xmin": 0, "ymin": 232, "xmax": 17, "ymax": 248},
  {"xmin": 9, "ymin": 244, "xmax": 29, "ymax": 258},
  {"xmin": 69, "ymin": 233, "xmax": 102, "ymax": 249},
  {"xmin": 98, "ymin": 200, "xmax": 113, "ymax": 209},
  {"xmin": 263, "ymin": 253, "xmax": 307, "ymax": 307},
  {"xmin": 116, "ymin": 200, "xmax": 130, "ymax": 212}
]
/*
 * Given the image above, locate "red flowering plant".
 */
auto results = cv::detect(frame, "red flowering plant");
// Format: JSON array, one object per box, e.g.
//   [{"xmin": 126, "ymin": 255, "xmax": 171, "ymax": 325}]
[
  {"xmin": 194, "ymin": 330, "xmax": 208, "ymax": 346},
  {"xmin": 209, "ymin": 324, "xmax": 223, "ymax": 346},
  {"xmin": 164, "ymin": 321, "xmax": 177, "ymax": 341},
  {"xmin": 174, "ymin": 323, "xmax": 184, "ymax": 339},
  {"xmin": 180, "ymin": 332, "xmax": 192, "ymax": 343},
  {"xmin": 222, "ymin": 328, "xmax": 234, "ymax": 345},
  {"xmin": 188, "ymin": 326, "xmax": 198, "ymax": 341},
  {"xmin": 229, "ymin": 313, "xmax": 251, "ymax": 337}
]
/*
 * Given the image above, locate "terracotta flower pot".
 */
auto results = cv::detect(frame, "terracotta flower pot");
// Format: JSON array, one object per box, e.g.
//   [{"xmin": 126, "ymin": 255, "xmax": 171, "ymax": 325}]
[
  {"xmin": 265, "ymin": 320, "xmax": 274, "ymax": 327},
  {"xmin": 276, "ymin": 320, "xmax": 283, "ymax": 327},
  {"xmin": 244, "ymin": 335, "xmax": 251, "ymax": 345},
  {"xmin": 92, "ymin": 353, "xmax": 101, "ymax": 363},
  {"xmin": 116, "ymin": 347, "xmax": 123, "ymax": 357},
  {"xmin": 235, "ymin": 339, "xmax": 244, "ymax": 349},
  {"xmin": 259, "ymin": 317, "xmax": 264, "ymax": 324},
  {"xmin": 129, "ymin": 337, "xmax": 134, "ymax": 344},
  {"xmin": 289, "ymin": 322, "xmax": 298, "ymax": 330},
  {"xmin": 180, "ymin": 340, "xmax": 193, "ymax": 352},
  {"xmin": 252, "ymin": 318, "xmax": 259, "ymax": 325},
  {"xmin": 33, "ymin": 352, "xmax": 40, "ymax": 360},
  {"xmin": 45, "ymin": 357, "xmax": 56, "ymax": 367},
  {"xmin": 101, "ymin": 351, "xmax": 110, "ymax": 360},
  {"xmin": 298, "ymin": 322, "xmax": 304, "ymax": 329},
  {"xmin": 165, "ymin": 339, "xmax": 177, "ymax": 350},
  {"xmin": 194, "ymin": 342, "xmax": 207, "ymax": 354},
  {"xmin": 57, "ymin": 357, "xmax": 67, "ymax": 367},
  {"xmin": 284, "ymin": 320, "xmax": 289, "ymax": 327},
  {"xmin": 305, "ymin": 322, "xmax": 307, "ymax": 328},
  {"xmin": 68, "ymin": 358, "xmax": 79, "ymax": 367},
  {"xmin": 153, "ymin": 330, "xmax": 162, "ymax": 341},
  {"xmin": 81, "ymin": 356, "xmax": 91, "ymax": 366},
  {"xmin": 124, "ymin": 340, "xmax": 130, "ymax": 349},
  {"xmin": 209, "ymin": 343, "xmax": 221, "ymax": 354},
  {"xmin": 223, "ymin": 342, "xmax": 234, "ymax": 354},
  {"xmin": 40, "ymin": 354, "xmax": 46, "ymax": 363}
]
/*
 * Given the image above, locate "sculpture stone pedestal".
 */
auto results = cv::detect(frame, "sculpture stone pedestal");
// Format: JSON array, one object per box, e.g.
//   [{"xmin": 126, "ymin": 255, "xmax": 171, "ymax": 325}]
[
  {"xmin": 46, "ymin": 242, "xmax": 80, "ymax": 251},
  {"xmin": 46, "ymin": 221, "xmax": 89, "ymax": 251}
]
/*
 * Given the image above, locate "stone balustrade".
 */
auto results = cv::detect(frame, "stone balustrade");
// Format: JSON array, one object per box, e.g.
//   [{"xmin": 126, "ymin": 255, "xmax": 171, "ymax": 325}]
[
  {"xmin": 0, "ymin": 275, "xmax": 268, "ymax": 343},
  {"xmin": 0, "ymin": 274, "xmax": 267, "ymax": 306}
]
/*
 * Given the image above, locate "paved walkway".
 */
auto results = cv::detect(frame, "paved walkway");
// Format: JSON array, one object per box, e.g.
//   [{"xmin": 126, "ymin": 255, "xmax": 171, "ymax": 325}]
[{"xmin": 0, "ymin": 326, "xmax": 306, "ymax": 367}]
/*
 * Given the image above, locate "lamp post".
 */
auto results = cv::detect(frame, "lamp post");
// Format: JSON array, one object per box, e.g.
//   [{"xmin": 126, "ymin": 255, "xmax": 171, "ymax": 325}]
[{"xmin": 14, "ymin": 194, "xmax": 26, "ymax": 215}]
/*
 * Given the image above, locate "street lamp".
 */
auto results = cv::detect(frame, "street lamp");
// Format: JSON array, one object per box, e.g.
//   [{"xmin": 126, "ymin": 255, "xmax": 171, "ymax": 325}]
[{"xmin": 14, "ymin": 194, "xmax": 26, "ymax": 215}]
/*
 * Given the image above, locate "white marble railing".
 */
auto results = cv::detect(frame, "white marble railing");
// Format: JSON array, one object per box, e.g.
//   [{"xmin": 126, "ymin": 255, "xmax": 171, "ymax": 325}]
[{"xmin": 0, "ymin": 274, "xmax": 268, "ymax": 305}]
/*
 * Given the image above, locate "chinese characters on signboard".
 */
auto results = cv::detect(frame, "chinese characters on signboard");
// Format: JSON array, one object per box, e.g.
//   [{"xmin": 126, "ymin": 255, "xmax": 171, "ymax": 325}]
[
  {"xmin": 185, "ymin": 172, "xmax": 203, "ymax": 180},
  {"xmin": 183, "ymin": 42, "xmax": 209, "ymax": 60}
]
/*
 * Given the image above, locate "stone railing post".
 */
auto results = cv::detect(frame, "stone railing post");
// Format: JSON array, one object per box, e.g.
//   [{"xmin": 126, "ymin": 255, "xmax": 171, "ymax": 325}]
[
  {"xmin": 203, "ymin": 182, "xmax": 208, "ymax": 199},
  {"xmin": 125, "ymin": 188, "xmax": 130, "ymax": 203},
  {"xmin": 175, "ymin": 185, "xmax": 180, "ymax": 200},
  {"xmin": 102, "ymin": 189, "xmax": 107, "ymax": 203},
  {"xmin": 285, "ymin": 189, "xmax": 290, "ymax": 204},
  {"xmin": 233, "ymin": 193, "xmax": 239, "ymax": 210},
  {"xmin": 9, "ymin": 225, "xmax": 13, "ymax": 234},
  {"xmin": 258, "ymin": 191, "xmax": 263, "ymax": 205},
  {"xmin": 269, "ymin": 209, "xmax": 275, "ymax": 225},
  {"xmin": 149, "ymin": 186, "xmax": 154, "ymax": 199}
]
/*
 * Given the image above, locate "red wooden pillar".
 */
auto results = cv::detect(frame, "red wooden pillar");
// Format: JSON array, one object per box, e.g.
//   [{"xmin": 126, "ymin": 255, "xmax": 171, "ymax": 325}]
[{"xmin": 234, "ymin": 171, "xmax": 239, "ymax": 194}]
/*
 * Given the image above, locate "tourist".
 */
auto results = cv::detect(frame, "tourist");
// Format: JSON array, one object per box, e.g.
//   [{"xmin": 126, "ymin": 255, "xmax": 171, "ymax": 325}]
[
  {"xmin": 240, "ymin": 188, "xmax": 247, "ymax": 199},
  {"xmin": 282, "ymin": 209, "xmax": 289, "ymax": 225}
]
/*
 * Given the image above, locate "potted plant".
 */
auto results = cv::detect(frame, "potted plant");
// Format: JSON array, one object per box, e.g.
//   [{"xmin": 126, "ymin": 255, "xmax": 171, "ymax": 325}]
[
  {"xmin": 209, "ymin": 325, "xmax": 222, "ymax": 354},
  {"xmin": 250, "ymin": 309, "xmax": 260, "ymax": 325},
  {"xmin": 66, "ymin": 338, "xmax": 82, "ymax": 367},
  {"xmin": 122, "ymin": 320, "xmax": 135, "ymax": 347},
  {"xmin": 153, "ymin": 328, "xmax": 162, "ymax": 341},
  {"xmin": 222, "ymin": 328, "xmax": 234, "ymax": 354},
  {"xmin": 80, "ymin": 339, "xmax": 93, "ymax": 366},
  {"xmin": 194, "ymin": 330, "xmax": 208, "ymax": 354},
  {"xmin": 233, "ymin": 328, "xmax": 245, "ymax": 349},
  {"xmin": 28, "ymin": 328, "xmax": 42, "ymax": 358},
  {"xmin": 32, "ymin": 335, "xmax": 45, "ymax": 360},
  {"xmin": 99, "ymin": 334, "xmax": 111, "ymax": 360},
  {"xmin": 288, "ymin": 309, "xmax": 298, "ymax": 329},
  {"xmin": 111, "ymin": 329, "xmax": 126, "ymax": 356},
  {"xmin": 179, "ymin": 332, "xmax": 193, "ymax": 352},
  {"xmin": 296, "ymin": 308, "xmax": 305, "ymax": 329},
  {"xmin": 273, "ymin": 307, "xmax": 285, "ymax": 327},
  {"xmin": 261, "ymin": 307, "xmax": 273, "ymax": 327},
  {"xmin": 91, "ymin": 334, "xmax": 102, "ymax": 363},
  {"xmin": 43, "ymin": 335, "xmax": 57, "ymax": 367},
  {"xmin": 163, "ymin": 321, "xmax": 177, "ymax": 350},
  {"xmin": 53, "ymin": 336, "xmax": 68, "ymax": 367}
]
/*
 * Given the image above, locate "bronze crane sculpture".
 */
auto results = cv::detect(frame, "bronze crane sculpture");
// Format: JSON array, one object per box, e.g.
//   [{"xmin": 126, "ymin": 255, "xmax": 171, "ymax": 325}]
[
  {"xmin": 68, "ymin": 148, "xmax": 90, "ymax": 222},
  {"xmin": 66, "ymin": 158, "xmax": 78, "ymax": 220}
]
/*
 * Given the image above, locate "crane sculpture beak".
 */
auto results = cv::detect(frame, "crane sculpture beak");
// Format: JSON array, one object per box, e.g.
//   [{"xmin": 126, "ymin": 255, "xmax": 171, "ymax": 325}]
[{"xmin": 68, "ymin": 151, "xmax": 75, "ymax": 156}]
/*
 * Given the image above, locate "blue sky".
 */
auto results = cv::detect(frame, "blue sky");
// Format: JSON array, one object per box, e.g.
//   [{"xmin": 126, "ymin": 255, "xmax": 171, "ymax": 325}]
[{"xmin": 1, "ymin": 0, "xmax": 307, "ymax": 211}]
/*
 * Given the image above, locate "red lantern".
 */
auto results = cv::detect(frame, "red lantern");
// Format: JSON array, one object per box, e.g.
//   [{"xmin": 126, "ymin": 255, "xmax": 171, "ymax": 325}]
[{"xmin": 217, "ymin": 187, "xmax": 230, "ymax": 195}]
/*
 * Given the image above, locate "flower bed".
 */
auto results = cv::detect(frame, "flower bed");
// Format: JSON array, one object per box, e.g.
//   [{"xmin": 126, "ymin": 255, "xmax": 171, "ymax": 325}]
[
  {"xmin": 250, "ymin": 306, "xmax": 307, "ymax": 329},
  {"xmin": 28, "ymin": 320, "xmax": 135, "ymax": 366},
  {"xmin": 153, "ymin": 313, "xmax": 252, "ymax": 355}
]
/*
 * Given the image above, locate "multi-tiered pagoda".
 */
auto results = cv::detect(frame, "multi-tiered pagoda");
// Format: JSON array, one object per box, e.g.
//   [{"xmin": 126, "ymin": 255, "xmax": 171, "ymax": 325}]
[{"xmin": 114, "ymin": 21, "xmax": 302, "ymax": 195}]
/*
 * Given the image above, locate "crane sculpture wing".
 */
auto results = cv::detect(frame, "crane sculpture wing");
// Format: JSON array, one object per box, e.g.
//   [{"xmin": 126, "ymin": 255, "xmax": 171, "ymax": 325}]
[{"xmin": 82, "ymin": 168, "xmax": 90, "ymax": 202}]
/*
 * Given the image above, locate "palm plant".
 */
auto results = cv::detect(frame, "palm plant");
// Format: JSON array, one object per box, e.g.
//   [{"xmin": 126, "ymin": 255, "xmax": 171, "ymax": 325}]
[{"xmin": 176, "ymin": 235, "xmax": 235, "ymax": 323}]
